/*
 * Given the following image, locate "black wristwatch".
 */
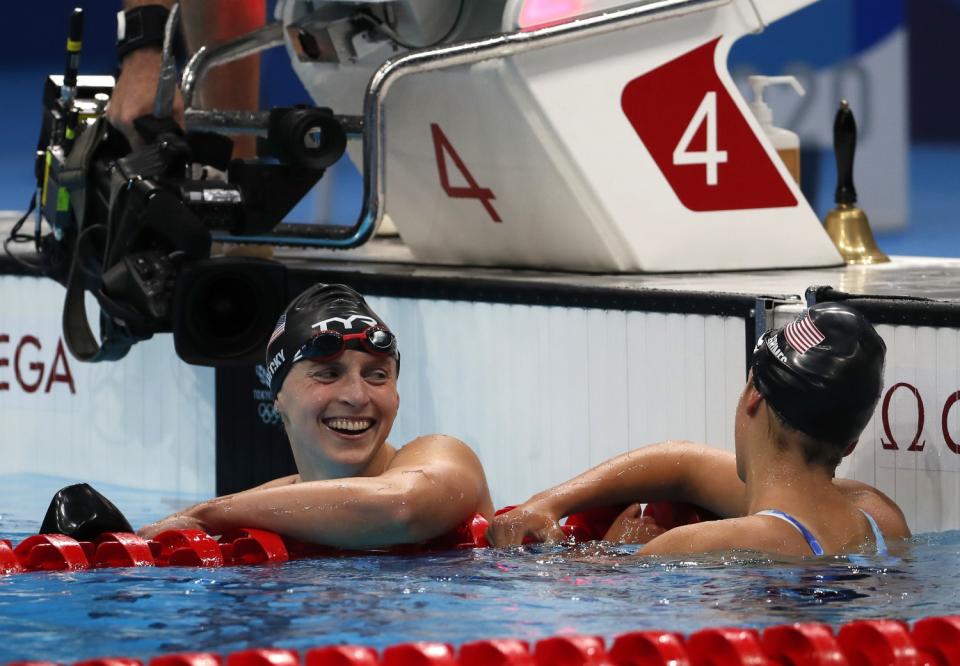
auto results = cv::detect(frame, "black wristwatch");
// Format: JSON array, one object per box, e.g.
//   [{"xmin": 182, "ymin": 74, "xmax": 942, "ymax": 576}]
[{"xmin": 116, "ymin": 5, "xmax": 170, "ymax": 61}]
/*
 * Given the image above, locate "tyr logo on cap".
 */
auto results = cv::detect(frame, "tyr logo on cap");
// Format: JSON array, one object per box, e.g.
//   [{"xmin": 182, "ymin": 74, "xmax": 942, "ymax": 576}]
[
  {"xmin": 312, "ymin": 314, "xmax": 379, "ymax": 331},
  {"xmin": 783, "ymin": 314, "xmax": 825, "ymax": 354}
]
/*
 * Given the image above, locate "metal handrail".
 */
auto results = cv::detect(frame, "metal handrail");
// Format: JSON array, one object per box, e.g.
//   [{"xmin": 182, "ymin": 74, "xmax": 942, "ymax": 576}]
[
  {"xmin": 186, "ymin": 0, "xmax": 729, "ymax": 247},
  {"xmin": 181, "ymin": 21, "xmax": 285, "ymax": 108}
]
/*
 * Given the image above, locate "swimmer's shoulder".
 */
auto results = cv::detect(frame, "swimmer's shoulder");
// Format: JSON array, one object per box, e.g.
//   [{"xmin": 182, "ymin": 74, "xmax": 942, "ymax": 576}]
[
  {"xmin": 833, "ymin": 478, "xmax": 911, "ymax": 539},
  {"xmin": 387, "ymin": 435, "xmax": 493, "ymax": 516},
  {"xmin": 390, "ymin": 434, "xmax": 484, "ymax": 468},
  {"xmin": 641, "ymin": 516, "xmax": 776, "ymax": 556}
]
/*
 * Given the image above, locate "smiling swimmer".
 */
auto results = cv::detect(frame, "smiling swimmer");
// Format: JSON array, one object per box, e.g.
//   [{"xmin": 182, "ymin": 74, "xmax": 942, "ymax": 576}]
[
  {"xmin": 489, "ymin": 303, "xmax": 911, "ymax": 557},
  {"xmin": 139, "ymin": 283, "xmax": 494, "ymax": 547}
]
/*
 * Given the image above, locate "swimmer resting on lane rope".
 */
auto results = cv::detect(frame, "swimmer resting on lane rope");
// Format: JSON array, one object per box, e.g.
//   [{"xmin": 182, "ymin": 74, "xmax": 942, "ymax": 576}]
[
  {"xmin": 44, "ymin": 284, "xmax": 494, "ymax": 548},
  {"xmin": 489, "ymin": 303, "xmax": 911, "ymax": 557}
]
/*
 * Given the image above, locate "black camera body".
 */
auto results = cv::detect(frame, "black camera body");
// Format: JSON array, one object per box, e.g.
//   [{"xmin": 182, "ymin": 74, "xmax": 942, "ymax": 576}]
[{"xmin": 31, "ymin": 74, "xmax": 346, "ymax": 365}]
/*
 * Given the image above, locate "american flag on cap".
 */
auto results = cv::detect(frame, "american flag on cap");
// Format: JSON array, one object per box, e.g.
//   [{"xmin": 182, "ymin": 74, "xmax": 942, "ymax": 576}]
[
  {"xmin": 268, "ymin": 314, "xmax": 286, "ymax": 346},
  {"xmin": 783, "ymin": 313, "xmax": 825, "ymax": 354}
]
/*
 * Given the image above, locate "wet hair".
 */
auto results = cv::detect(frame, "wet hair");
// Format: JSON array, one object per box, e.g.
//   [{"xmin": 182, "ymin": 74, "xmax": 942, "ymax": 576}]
[
  {"xmin": 264, "ymin": 283, "xmax": 399, "ymax": 398},
  {"xmin": 766, "ymin": 408, "xmax": 846, "ymax": 470},
  {"xmin": 751, "ymin": 302, "xmax": 886, "ymax": 465}
]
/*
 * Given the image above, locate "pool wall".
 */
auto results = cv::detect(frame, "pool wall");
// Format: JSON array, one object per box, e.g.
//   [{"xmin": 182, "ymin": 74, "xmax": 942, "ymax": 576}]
[
  {"xmin": 0, "ymin": 277, "xmax": 215, "ymax": 505},
  {"xmin": 3, "ymin": 269, "xmax": 960, "ymax": 533}
]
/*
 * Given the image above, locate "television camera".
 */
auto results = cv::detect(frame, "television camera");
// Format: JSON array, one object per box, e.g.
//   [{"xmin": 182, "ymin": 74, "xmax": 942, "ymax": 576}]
[{"xmin": 8, "ymin": 5, "xmax": 348, "ymax": 366}]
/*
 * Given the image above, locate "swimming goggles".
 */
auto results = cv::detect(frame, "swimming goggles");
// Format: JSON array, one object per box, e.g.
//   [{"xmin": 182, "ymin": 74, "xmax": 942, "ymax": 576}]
[{"xmin": 296, "ymin": 326, "xmax": 397, "ymax": 362}]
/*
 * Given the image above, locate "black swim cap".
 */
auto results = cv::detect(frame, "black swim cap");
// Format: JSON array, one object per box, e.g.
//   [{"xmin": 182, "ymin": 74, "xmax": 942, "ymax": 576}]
[
  {"xmin": 265, "ymin": 283, "xmax": 399, "ymax": 398},
  {"xmin": 752, "ymin": 302, "xmax": 886, "ymax": 446}
]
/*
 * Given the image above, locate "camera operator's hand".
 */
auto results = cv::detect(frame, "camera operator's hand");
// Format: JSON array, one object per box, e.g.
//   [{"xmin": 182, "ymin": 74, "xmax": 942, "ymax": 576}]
[{"xmin": 106, "ymin": 48, "xmax": 185, "ymax": 148}]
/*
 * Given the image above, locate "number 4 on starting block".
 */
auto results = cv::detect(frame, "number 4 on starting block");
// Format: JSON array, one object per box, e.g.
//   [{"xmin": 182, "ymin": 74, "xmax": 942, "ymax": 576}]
[{"xmin": 621, "ymin": 37, "xmax": 797, "ymax": 212}]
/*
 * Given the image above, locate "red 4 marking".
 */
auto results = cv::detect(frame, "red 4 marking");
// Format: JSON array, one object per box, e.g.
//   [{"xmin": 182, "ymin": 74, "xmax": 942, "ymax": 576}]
[{"xmin": 430, "ymin": 123, "xmax": 502, "ymax": 223}]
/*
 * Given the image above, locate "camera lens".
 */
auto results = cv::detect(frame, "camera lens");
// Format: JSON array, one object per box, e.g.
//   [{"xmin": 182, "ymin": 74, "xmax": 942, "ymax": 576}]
[
  {"xmin": 197, "ymin": 276, "xmax": 260, "ymax": 341},
  {"xmin": 174, "ymin": 258, "xmax": 287, "ymax": 366}
]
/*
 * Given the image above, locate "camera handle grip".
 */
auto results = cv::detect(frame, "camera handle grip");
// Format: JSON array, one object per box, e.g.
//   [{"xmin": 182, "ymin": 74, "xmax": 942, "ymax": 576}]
[{"xmin": 62, "ymin": 249, "xmax": 137, "ymax": 362}]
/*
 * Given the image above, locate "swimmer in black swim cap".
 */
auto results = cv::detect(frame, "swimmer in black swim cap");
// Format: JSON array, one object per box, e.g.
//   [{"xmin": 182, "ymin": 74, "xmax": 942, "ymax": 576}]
[
  {"xmin": 750, "ymin": 302, "xmax": 886, "ymax": 466},
  {"xmin": 490, "ymin": 303, "xmax": 910, "ymax": 557},
  {"xmin": 140, "ymin": 283, "xmax": 493, "ymax": 547},
  {"xmin": 264, "ymin": 283, "xmax": 400, "ymax": 401}
]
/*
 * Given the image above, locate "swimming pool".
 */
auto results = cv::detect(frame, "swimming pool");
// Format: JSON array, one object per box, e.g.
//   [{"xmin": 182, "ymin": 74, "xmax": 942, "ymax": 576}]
[{"xmin": 1, "ymin": 476, "xmax": 958, "ymax": 663}]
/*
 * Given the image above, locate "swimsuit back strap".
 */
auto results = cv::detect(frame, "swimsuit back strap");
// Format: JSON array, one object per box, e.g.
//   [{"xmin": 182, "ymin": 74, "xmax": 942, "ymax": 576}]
[
  {"xmin": 859, "ymin": 509, "xmax": 889, "ymax": 556},
  {"xmin": 755, "ymin": 509, "xmax": 825, "ymax": 556}
]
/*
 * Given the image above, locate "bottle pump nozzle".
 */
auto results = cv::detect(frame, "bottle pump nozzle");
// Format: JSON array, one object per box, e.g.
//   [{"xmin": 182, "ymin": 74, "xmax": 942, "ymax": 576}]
[{"xmin": 748, "ymin": 75, "xmax": 805, "ymax": 125}]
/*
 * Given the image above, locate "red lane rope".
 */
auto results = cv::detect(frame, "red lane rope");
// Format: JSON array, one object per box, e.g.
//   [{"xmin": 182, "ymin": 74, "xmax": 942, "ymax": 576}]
[
  {"xmin": 0, "ymin": 515, "xmax": 491, "ymax": 575},
  {"xmin": 4, "ymin": 616, "xmax": 959, "ymax": 665},
  {"xmin": 0, "ymin": 502, "xmax": 710, "ymax": 575},
  {"xmin": 5, "ymin": 508, "xmax": 955, "ymax": 664}
]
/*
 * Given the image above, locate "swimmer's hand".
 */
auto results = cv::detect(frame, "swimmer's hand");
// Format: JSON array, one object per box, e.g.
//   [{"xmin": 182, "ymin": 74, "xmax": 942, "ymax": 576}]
[
  {"xmin": 137, "ymin": 511, "xmax": 205, "ymax": 540},
  {"xmin": 106, "ymin": 49, "xmax": 185, "ymax": 148},
  {"xmin": 602, "ymin": 503, "xmax": 666, "ymax": 544},
  {"xmin": 486, "ymin": 499, "xmax": 566, "ymax": 546}
]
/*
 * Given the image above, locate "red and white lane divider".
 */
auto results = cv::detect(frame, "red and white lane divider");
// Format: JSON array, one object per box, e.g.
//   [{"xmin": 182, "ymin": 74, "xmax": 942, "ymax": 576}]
[{"xmin": 4, "ymin": 616, "xmax": 960, "ymax": 666}]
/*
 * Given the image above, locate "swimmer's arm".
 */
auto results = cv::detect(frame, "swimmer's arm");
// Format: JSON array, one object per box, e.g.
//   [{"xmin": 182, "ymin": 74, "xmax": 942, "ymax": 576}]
[
  {"xmin": 637, "ymin": 519, "xmax": 757, "ymax": 556},
  {"xmin": 488, "ymin": 442, "xmax": 748, "ymax": 546},
  {"xmin": 139, "ymin": 436, "xmax": 490, "ymax": 548}
]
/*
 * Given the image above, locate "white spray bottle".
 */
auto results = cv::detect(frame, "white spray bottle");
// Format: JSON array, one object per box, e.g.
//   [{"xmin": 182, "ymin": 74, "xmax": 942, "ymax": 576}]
[{"xmin": 748, "ymin": 75, "xmax": 806, "ymax": 185}]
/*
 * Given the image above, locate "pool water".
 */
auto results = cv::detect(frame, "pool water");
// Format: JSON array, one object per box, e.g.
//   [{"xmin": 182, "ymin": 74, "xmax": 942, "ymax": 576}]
[{"xmin": 1, "ymin": 478, "xmax": 959, "ymax": 663}]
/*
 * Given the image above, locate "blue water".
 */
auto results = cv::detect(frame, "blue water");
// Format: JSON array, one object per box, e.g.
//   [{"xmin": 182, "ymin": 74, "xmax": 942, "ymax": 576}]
[{"xmin": 1, "ymin": 477, "xmax": 959, "ymax": 663}]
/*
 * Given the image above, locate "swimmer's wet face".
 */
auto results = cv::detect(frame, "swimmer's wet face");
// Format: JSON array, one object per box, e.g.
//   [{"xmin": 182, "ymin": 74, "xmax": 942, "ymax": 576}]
[
  {"xmin": 276, "ymin": 350, "xmax": 400, "ymax": 481},
  {"xmin": 266, "ymin": 283, "xmax": 403, "ymax": 480},
  {"xmin": 265, "ymin": 283, "xmax": 401, "ymax": 400}
]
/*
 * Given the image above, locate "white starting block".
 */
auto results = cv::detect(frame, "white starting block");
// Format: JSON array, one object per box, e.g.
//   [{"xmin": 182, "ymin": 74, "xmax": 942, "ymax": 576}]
[{"xmin": 284, "ymin": 0, "xmax": 843, "ymax": 272}]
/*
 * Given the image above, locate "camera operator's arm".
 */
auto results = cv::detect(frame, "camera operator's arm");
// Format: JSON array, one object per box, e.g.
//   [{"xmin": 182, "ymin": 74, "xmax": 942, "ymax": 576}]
[
  {"xmin": 107, "ymin": 0, "xmax": 183, "ymax": 147},
  {"xmin": 107, "ymin": 0, "xmax": 265, "ymax": 155},
  {"xmin": 137, "ymin": 436, "xmax": 492, "ymax": 548}
]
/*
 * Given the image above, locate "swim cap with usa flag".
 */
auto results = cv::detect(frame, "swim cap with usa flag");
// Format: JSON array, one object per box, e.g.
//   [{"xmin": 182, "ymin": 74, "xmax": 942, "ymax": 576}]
[
  {"xmin": 751, "ymin": 302, "xmax": 886, "ymax": 447},
  {"xmin": 265, "ymin": 283, "xmax": 399, "ymax": 398}
]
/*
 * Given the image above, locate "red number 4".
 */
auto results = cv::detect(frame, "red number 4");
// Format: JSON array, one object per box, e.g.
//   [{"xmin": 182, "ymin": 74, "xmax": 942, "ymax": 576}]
[{"xmin": 430, "ymin": 123, "xmax": 502, "ymax": 223}]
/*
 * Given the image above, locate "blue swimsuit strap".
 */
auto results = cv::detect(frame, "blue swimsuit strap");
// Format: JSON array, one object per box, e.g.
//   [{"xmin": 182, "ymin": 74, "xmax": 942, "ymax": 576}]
[
  {"xmin": 755, "ymin": 509, "xmax": 825, "ymax": 556},
  {"xmin": 858, "ymin": 509, "xmax": 888, "ymax": 556},
  {"xmin": 756, "ymin": 509, "xmax": 889, "ymax": 556}
]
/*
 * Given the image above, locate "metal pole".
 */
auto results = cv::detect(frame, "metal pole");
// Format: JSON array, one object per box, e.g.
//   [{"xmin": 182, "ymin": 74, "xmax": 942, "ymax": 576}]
[{"xmin": 181, "ymin": 21, "xmax": 285, "ymax": 108}]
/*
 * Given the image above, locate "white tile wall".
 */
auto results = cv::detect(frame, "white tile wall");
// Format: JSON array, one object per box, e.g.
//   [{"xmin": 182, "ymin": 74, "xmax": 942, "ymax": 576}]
[
  {"xmin": 0, "ymin": 276, "xmax": 215, "ymax": 499},
  {"xmin": 371, "ymin": 296, "xmax": 746, "ymax": 507}
]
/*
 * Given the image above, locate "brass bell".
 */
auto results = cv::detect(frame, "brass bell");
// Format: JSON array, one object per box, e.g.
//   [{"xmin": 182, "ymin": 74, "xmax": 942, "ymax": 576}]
[
  {"xmin": 824, "ymin": 204, "xmax": 889, "ymax": 265},
  {"xmin": 823, "ymin": 101, "xmax": 889, "ymax": 264}
]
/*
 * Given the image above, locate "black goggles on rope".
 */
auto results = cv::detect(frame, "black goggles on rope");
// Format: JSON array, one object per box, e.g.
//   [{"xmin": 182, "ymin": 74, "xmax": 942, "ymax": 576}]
[{"xmin": 297, "ymin": 326, "xmax": 398, "ymax": 362}]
